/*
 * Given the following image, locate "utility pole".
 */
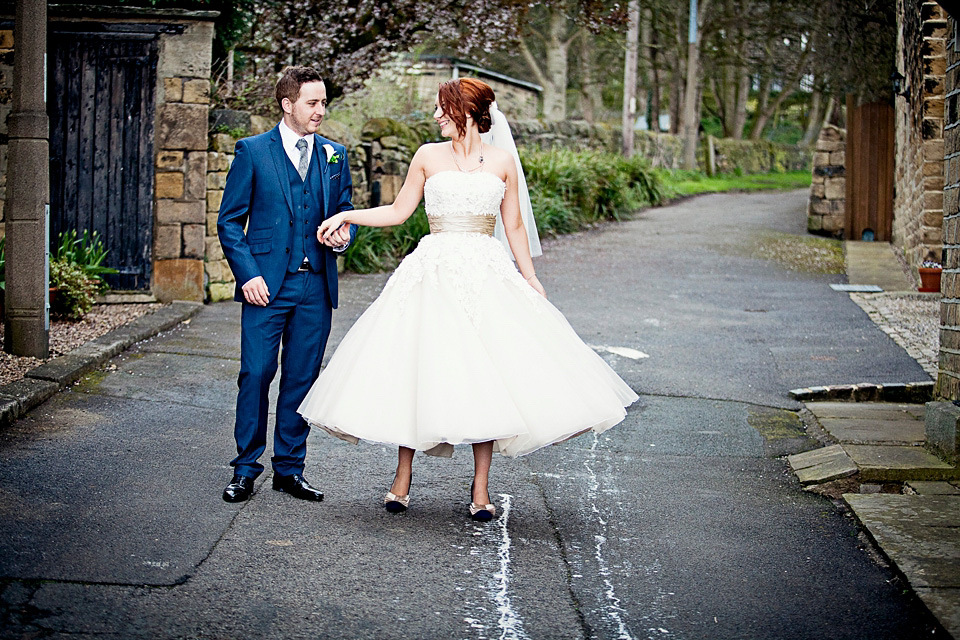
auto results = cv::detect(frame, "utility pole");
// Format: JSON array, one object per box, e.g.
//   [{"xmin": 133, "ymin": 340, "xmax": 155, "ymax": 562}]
[
  {"xmin": 682, "ymin": 0, "xmax": 700, "ymax": 169},
  {"xmin": 5, "ymin": 0, "xmax": 50, "ymax": 357},
  {"xmin": 622, "ymin": 0, "xmax": 640, "ymax": 157}
]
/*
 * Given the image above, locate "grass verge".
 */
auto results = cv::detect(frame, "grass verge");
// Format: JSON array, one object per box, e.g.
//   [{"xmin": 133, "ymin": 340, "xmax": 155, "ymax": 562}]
[{"xmin": 660, "ymin": 169, "xmax": 812, "ymax": 197}]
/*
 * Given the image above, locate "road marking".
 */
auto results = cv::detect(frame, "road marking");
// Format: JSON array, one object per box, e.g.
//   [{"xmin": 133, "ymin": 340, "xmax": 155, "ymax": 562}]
[
  {"xmin": 589, "ymin": 345, "xmax": 650, "ymax": 360},
  {"xmin": 493, "ymin": 494, "xmax": 527, "ymax": 640},
  {"xmin": 466, "ymin": 494, "xmax": 528, "ymax": 640},
  {"xmin": 586, "ymin": 434, "xmax": 637, "ymax": 640}
]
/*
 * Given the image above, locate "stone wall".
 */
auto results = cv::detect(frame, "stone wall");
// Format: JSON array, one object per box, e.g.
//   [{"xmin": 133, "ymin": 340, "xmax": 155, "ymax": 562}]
[
  {"xmin": 894, "ymin": 0, "xmax": 947, "ymax": 273},
  {"xmin": 509, "ymin": 121, "xmax": 684, "ymax": 169},
  {"xmin": 807, "ymin": 125, "xmax": 847, "ymax": 237},
  {"xmin": 938, "ymin": 11, "xmax": 960, "ymax": 399},
  {"xmin": 706, "ymin": 138, "xmax": 812, "ymax": 174}
]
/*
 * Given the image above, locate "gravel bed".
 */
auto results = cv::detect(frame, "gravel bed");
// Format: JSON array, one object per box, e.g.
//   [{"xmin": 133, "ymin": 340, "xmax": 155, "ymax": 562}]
[{"xmin": 0, "ymin": 303, "xmax": 164, "ymax": 386}]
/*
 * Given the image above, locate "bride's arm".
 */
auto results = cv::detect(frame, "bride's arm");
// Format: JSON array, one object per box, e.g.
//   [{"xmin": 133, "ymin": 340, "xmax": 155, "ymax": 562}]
[
  {"xmin": 501, "ymin": 161, "xmax": 545, "ymax": 297},
  {"xmin": 318, "ymin": 147, "xmax": 429, "ymax": 241}
]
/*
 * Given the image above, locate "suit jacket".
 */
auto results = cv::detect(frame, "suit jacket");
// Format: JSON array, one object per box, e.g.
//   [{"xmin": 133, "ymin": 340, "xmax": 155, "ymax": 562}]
[{"xmin": 217, "ymin": 126, "xmax": 355, "ymax": 308}]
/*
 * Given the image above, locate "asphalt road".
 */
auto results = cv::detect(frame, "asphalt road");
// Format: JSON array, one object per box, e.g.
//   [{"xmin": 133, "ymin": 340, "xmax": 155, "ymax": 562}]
[{"xmin": 0, "ymin": 190, "xmax": 942, "ymax": 639}]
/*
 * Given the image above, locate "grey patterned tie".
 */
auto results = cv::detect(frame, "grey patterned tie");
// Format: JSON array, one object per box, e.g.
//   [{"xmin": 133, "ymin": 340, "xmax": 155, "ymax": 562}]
[{"xmin": 295, "ymin": 138, "xmax": 309, "ymax": 180}]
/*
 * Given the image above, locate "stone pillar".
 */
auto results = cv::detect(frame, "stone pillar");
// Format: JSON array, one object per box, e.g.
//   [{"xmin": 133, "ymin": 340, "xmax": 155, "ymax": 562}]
[
  {"xmin": 807, "ymin": 125, "xmax": 846, "ymax": 237},
  {"xmin": 3, "ymin": 0, "xmax": 48, "ymax": 357},
  {"xmin": 152, "ymin": 22, "xmax": 214, "ymax": 302}
]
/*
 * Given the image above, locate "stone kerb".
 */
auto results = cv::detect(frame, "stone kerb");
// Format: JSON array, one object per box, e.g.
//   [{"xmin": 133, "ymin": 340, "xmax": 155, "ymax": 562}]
[
  {"xmin": 152, "ymin": 21, "xmax": 214, "ymax": 303},
  {"xmin": 807, "ymin": 125, "xmax": 846, "ymax": 237}
]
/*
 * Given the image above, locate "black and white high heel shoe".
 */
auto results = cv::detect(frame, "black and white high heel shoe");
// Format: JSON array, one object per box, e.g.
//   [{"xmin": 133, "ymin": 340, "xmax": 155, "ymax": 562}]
[
  {"xmin": 469, "ymin": 480, "xmax": 496, "ymax": 522},
  {"xmin": 384, "ymin": 472, "xmax": 412, "ymax": 513}
]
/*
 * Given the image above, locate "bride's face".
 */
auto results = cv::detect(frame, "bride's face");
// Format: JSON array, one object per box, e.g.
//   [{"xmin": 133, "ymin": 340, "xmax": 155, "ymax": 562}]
[{"xmin": 434, "ymin": 96, "xmax": 455, "ymax": 138}]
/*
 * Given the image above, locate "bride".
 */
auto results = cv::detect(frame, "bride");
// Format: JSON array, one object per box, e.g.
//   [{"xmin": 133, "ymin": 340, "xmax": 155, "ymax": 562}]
[{"xmin": 299, "ymin": 77, "xmax": 638, "ymax": 521}]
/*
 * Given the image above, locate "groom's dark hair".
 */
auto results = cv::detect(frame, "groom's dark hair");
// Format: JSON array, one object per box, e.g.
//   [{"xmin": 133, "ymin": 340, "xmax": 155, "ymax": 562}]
[{"xmin": 276, "ymin": 66, "xmax": 324, "ymax": 110}]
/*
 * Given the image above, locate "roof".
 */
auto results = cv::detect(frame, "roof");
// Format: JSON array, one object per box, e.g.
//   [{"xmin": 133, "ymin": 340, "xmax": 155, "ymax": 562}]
[{"xmin": 403, "ymin": 54, "xmax": 543, "ymax": 94}]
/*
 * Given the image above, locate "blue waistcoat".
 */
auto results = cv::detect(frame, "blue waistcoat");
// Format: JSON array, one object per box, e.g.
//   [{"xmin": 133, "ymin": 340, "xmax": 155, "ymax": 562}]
[{"xmin": 284, "ymin": 145, "xmax": 325, "ymax": 273}]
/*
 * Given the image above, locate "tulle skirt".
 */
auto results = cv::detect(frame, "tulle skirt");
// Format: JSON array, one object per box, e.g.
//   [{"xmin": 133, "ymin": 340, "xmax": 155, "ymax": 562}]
[{"xmin": 297, "ymin": 232, "xmax": 638, "ymax": 458}]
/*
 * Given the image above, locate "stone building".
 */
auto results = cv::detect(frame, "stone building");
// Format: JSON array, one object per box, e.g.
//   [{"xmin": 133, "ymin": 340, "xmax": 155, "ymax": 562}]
[
  {"xmin": 894, "ymin": 1, "xmax": 948, "ymax": 271},
  {"xmin": 0, "ymin": 5, "xmax": 215, "ymax": 302},
  {"xmin": 393, "ymin": 55, "xmax": 542, "ymax": 121},
  {"xmin": 895, "ymin": 0, "xmax": 960, "ymax": 462}
]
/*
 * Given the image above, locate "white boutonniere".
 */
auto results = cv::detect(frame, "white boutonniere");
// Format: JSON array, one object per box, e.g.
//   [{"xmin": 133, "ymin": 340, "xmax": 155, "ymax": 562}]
[{"xmin": 323, "ymin": 143, "xmax": 341, "ymax": 164}]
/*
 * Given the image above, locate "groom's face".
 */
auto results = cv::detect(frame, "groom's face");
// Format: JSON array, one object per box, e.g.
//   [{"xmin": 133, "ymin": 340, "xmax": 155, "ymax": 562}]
[{"xmin": 282, "ymin": 80, "xmax": 326, "ymax": 137}]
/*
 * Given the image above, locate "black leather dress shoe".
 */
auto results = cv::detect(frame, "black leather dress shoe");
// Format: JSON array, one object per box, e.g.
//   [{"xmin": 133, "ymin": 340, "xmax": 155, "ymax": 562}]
[
  {"xmin": 222, "ymin": 474, "xmax": 255, "ymax": 503},
  {"xmin": 272, "ymin": 474, "xmax": 324, "ymax": 501}
]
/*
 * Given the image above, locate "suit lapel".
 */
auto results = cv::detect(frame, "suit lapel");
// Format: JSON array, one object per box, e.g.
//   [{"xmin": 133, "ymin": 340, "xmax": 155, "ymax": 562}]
[
  {"xmin": 269, "ymin": 128, "xmax": 295, "ymax": 215},
  {"xmin": 314, "ymin": 134, "xmax": 331, "ymax": 217}
]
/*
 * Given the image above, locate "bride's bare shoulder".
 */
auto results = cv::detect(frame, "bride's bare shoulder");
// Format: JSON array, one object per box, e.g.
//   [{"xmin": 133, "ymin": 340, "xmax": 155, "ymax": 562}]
[
  {"xmin": 481, "ymin": 145, "xmax": 514, "ymax": 178},
  {"xmin": 417, "ymin": 141, "xmax": 450, "ymax": 158}
]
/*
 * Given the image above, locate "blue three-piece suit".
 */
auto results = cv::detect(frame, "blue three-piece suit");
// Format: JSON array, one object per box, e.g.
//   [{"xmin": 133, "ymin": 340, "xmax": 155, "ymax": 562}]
[{"xmin": 217, "ymin": 125, "xmax": 354, "ymax": 479}]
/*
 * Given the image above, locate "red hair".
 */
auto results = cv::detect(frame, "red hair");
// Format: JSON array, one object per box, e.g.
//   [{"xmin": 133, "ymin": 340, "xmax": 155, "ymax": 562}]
[{"xmin": 438, "ymin": 78, "xmax": 495, "ymax": 138}]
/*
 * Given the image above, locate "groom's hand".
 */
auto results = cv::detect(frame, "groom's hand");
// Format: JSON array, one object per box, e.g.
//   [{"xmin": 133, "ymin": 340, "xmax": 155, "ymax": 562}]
[
  {"xmin": 241, "ymin": 276, "xmax": 270, "ymax": 306},
  {"xmin": 325, "ymin": 223, "xmax": 351, "ymax": 248}
]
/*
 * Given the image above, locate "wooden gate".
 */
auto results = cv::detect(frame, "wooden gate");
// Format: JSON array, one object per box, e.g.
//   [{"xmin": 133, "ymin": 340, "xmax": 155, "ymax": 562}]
[
  {"xmin": 48, "ymin": 29, "xmax": 158, "ymax": 290},
  {"xmin": 845, "ymin": 97, "xmax": 895, "ymax": 241}
]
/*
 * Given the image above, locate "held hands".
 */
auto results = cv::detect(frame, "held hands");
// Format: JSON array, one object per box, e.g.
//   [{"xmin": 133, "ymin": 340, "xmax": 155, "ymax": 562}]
[{"xmin": 317, "ymin": 213, "xmax": 350, "ymax": 247}]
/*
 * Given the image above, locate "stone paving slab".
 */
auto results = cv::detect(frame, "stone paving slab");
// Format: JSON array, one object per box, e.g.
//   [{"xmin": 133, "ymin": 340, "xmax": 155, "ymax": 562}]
[
  {"xmin": 818, "ymin": 417, "xmax": 926, "ymax": 445},
  {"xmin": 787, "ymin": 444, "xmax": 858, "ymax": 485},
  {"xmin": 907, "ymin": 481, "xmax": 960, "ymax": 495},
  {"xmin": 806, "ymin": 401, "xmax": 925, "ymax": 420},
  {"xmin": 845, "ymin": 445, "xmax": 960, "ymax": 482},
  {"xmin": 845, "ymin": 241, "xmax": 917, "ymax": 292},
  {"xmin": 844, "ymin": 493, "xmax": 960, "ymax": 638},
  {"xmin": 914, "ymin": 587, "xmax": 960, "ymax": 639}
]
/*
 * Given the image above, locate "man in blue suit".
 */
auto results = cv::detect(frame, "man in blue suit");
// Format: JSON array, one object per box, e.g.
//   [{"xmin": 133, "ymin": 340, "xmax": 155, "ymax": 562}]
[{"xmin": 217, "ymin": 66, "xmax": 354, "ymax": 503}]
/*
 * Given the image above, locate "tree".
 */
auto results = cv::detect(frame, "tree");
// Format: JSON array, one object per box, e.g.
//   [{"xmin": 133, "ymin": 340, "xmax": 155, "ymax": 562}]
[
  {"xmin": 515, "ymin": 1, "xmax": 627, "ymax": 121},
  {"xmin": 226, "ymin": 0, "xmax": 527, "ymax": 106}
]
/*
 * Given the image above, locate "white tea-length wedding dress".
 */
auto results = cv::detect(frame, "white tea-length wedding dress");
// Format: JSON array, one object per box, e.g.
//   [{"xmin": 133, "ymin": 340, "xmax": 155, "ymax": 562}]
[{"xmin": 297, "ymin": 170, "xmax": 638, "ymax": 457}]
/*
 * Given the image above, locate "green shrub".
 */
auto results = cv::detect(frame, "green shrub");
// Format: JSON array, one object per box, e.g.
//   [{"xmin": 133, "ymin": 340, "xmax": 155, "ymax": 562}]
[
  {"xmin": 341, "ymin": 149, "xmax": 664, "ymax": 273},
  {"xmin": 49, "ymin": 259, "xmax": 98, "ymax": 319},
  {"xmin": 53, "ymin": 229, "xmax": 117, "ymax": 290},
  {"xmin": 47, "ymin": 229, "xmax": 118, "ymax": 319},
  {"xmin": 521, "ymin": 148, "xmax": 665, "ymax": 230}
]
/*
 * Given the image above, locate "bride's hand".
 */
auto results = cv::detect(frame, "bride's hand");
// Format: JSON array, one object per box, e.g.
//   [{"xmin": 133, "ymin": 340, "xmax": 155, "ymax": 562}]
[
  {"xmin": 526, "ymin": 275, "xmax": 546, "ymax": 299},
  {"xmin": 317, "ymin": 213, "xmax": 348, "ymax": 243}
]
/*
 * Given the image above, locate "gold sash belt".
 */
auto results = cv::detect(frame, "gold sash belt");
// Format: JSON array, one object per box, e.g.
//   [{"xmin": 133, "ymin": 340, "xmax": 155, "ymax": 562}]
[{"xmin": 428, "ymin": 215, "xmax": 496, "ymax": 236}]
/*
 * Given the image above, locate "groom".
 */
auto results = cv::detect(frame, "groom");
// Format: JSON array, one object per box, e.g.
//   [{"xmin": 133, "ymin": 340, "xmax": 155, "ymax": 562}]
[{"xmin": 217, "ymin": 66, "xmax": 354, "ymax": 503}]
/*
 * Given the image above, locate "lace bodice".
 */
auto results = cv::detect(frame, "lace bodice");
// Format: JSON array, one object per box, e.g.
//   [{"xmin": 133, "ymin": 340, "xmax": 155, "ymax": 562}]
[{"xmin": 423, "ymin": 171, "xmax": 505, "ymax": 217}]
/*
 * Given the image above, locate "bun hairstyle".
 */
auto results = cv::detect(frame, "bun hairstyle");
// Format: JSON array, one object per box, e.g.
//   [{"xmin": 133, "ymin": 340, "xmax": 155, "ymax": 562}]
[{"xmin": 438, "ymin": 77, "xmax": 496, "ymax": 137}]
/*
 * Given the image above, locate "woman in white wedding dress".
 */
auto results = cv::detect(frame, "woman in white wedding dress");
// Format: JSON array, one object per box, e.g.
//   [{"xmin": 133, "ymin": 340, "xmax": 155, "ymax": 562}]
[{"xmin": 298, "ymin": 78, "xmax": 638, "ymax": 521}]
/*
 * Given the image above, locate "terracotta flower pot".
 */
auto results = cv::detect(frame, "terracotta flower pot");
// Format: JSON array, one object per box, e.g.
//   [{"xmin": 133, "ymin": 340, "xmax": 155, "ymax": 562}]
[{"xmin": 918, "ymin": 267, "xmax": 942, "ymax": 293}]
